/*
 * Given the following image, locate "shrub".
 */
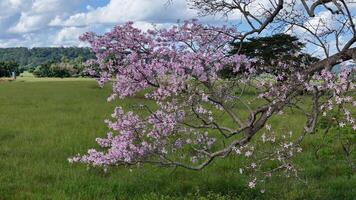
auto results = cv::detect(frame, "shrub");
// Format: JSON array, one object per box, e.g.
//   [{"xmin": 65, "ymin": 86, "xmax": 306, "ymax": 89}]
[{"xmin": 33, "ymin": 60, "xmax": 82, "ymax": 78}]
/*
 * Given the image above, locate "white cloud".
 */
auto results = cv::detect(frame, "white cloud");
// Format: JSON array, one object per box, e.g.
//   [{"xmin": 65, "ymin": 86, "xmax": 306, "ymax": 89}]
[
  {"xmin": 8, "ymin": 13, "xmax": 44, "ymax": 33},
  {"xmin": 8, "ymin": 0, "xmax": 84, "ymax": 33},
  {"xmin": 53, "ymin": 26, "xmax": 89, "ymax": 47},
  {"xmin": 0, "ymin": 0, "xmax": 28, "ymax": 20},
  {"xmin": 305, "ymin": 11, "xmax": 335, "ymax": 34},
  {"xmin": 0, "ymin": 0, "xmax": 89, "ymax": 47},
  {"xmin": 50, "ymin": 0, "xmax": 197, "ymax": 27},
  {"xmin": 0, "ymin": 32, "xmax": 54, "ymax": 48}
]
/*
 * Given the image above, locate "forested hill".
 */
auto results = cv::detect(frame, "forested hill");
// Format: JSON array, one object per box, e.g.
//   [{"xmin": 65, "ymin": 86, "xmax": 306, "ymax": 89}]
[{"xmin": 0, "ymin": 47, "xmax": 94, "ymax": 68}]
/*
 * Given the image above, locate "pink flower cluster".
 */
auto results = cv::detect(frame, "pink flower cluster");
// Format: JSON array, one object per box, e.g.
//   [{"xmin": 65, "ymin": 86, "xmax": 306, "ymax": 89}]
[
  {"xmin": 80, "ymin": 20, "xmax": 246, "ymax": 100},
  {"xmin": 70, "ymin": 20, "xmax": 245, "ymax": 167}
]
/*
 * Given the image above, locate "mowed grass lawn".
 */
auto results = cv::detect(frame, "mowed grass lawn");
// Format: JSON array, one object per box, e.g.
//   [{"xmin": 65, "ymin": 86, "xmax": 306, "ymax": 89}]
[{"xmin": 0, "ymin": 77, "xmax": 355, "ymax": 199}]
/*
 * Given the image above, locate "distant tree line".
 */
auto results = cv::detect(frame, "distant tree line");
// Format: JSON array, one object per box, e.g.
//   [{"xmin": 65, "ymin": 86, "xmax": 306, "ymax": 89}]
[{"xmin": 0, "ymin": 47, "xmax": 94, "ymax": 69}]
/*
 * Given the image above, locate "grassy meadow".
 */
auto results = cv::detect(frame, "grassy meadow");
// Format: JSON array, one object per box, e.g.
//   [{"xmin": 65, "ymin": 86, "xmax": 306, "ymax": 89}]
[{"xmin": 0, "ymin": 75, "xmax": 355, "ymax": 199}]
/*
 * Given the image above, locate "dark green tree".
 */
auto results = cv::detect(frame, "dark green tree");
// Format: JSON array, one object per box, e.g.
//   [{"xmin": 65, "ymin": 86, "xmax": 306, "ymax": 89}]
[
  {"xmin": 32, "ymin": 56, "xmax": 86, "ymax": 78},
  {"xmin": 70, "ymin": 56, "xmax": 85, "ymax": 77},
  {"xmin": 0, "ymin": 61, "xmax": 20, "ymax": 77},
  {"xmin": 33, "ymin": 61, "xmax": 54, "ymax": 77},
  {"xmin": 220, "ymin": 34, "xmax": 319, "ymax": 79}
]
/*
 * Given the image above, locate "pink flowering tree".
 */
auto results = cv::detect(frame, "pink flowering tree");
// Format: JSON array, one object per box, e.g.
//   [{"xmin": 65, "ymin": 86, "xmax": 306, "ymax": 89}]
[{"xmin": 70, "ymin": 0, "xmax": 355, "ymax": 189}]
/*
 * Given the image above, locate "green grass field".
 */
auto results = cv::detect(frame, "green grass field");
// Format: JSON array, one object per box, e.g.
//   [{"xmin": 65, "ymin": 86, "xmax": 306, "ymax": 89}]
[{"xmin": 0, "ymin": 77, "xmax": 355, "ymax": 199}]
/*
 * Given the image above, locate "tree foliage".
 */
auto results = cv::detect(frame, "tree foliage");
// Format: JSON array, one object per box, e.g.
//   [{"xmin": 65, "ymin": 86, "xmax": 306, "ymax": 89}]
[
  {"xmin": 70, "ymin": 20, "xmax": 355, "ymax": 190},
  {"xmin": 220, "ymin": 34, "xmax": 319, "ymax": 79},
  {"xmin": 33, "ymin": 56, "xmax": 85, "ymax": 78},
  {"xmin": 70, "ymin": 0, "xmax": 356, "ymax": 190},
  {"xmin": 0, "ymin": 61, "xmax": 21, "ymax": 77}
]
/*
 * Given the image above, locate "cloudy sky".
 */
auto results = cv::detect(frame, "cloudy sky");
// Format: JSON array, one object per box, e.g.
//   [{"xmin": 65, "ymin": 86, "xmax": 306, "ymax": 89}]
[
  {"xmin": 0, "ymin": 0, "xmax": 240, "ymax": 48},
  {"xmin": 0, "ymin": 0, "xmax": 354, "ymax": 51}
]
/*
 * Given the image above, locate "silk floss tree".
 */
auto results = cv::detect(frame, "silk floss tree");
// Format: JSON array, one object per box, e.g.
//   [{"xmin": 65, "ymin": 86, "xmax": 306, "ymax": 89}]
[{"xmin": 70, "ymin": 0, "xmax": 355, "ymax": 190}]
